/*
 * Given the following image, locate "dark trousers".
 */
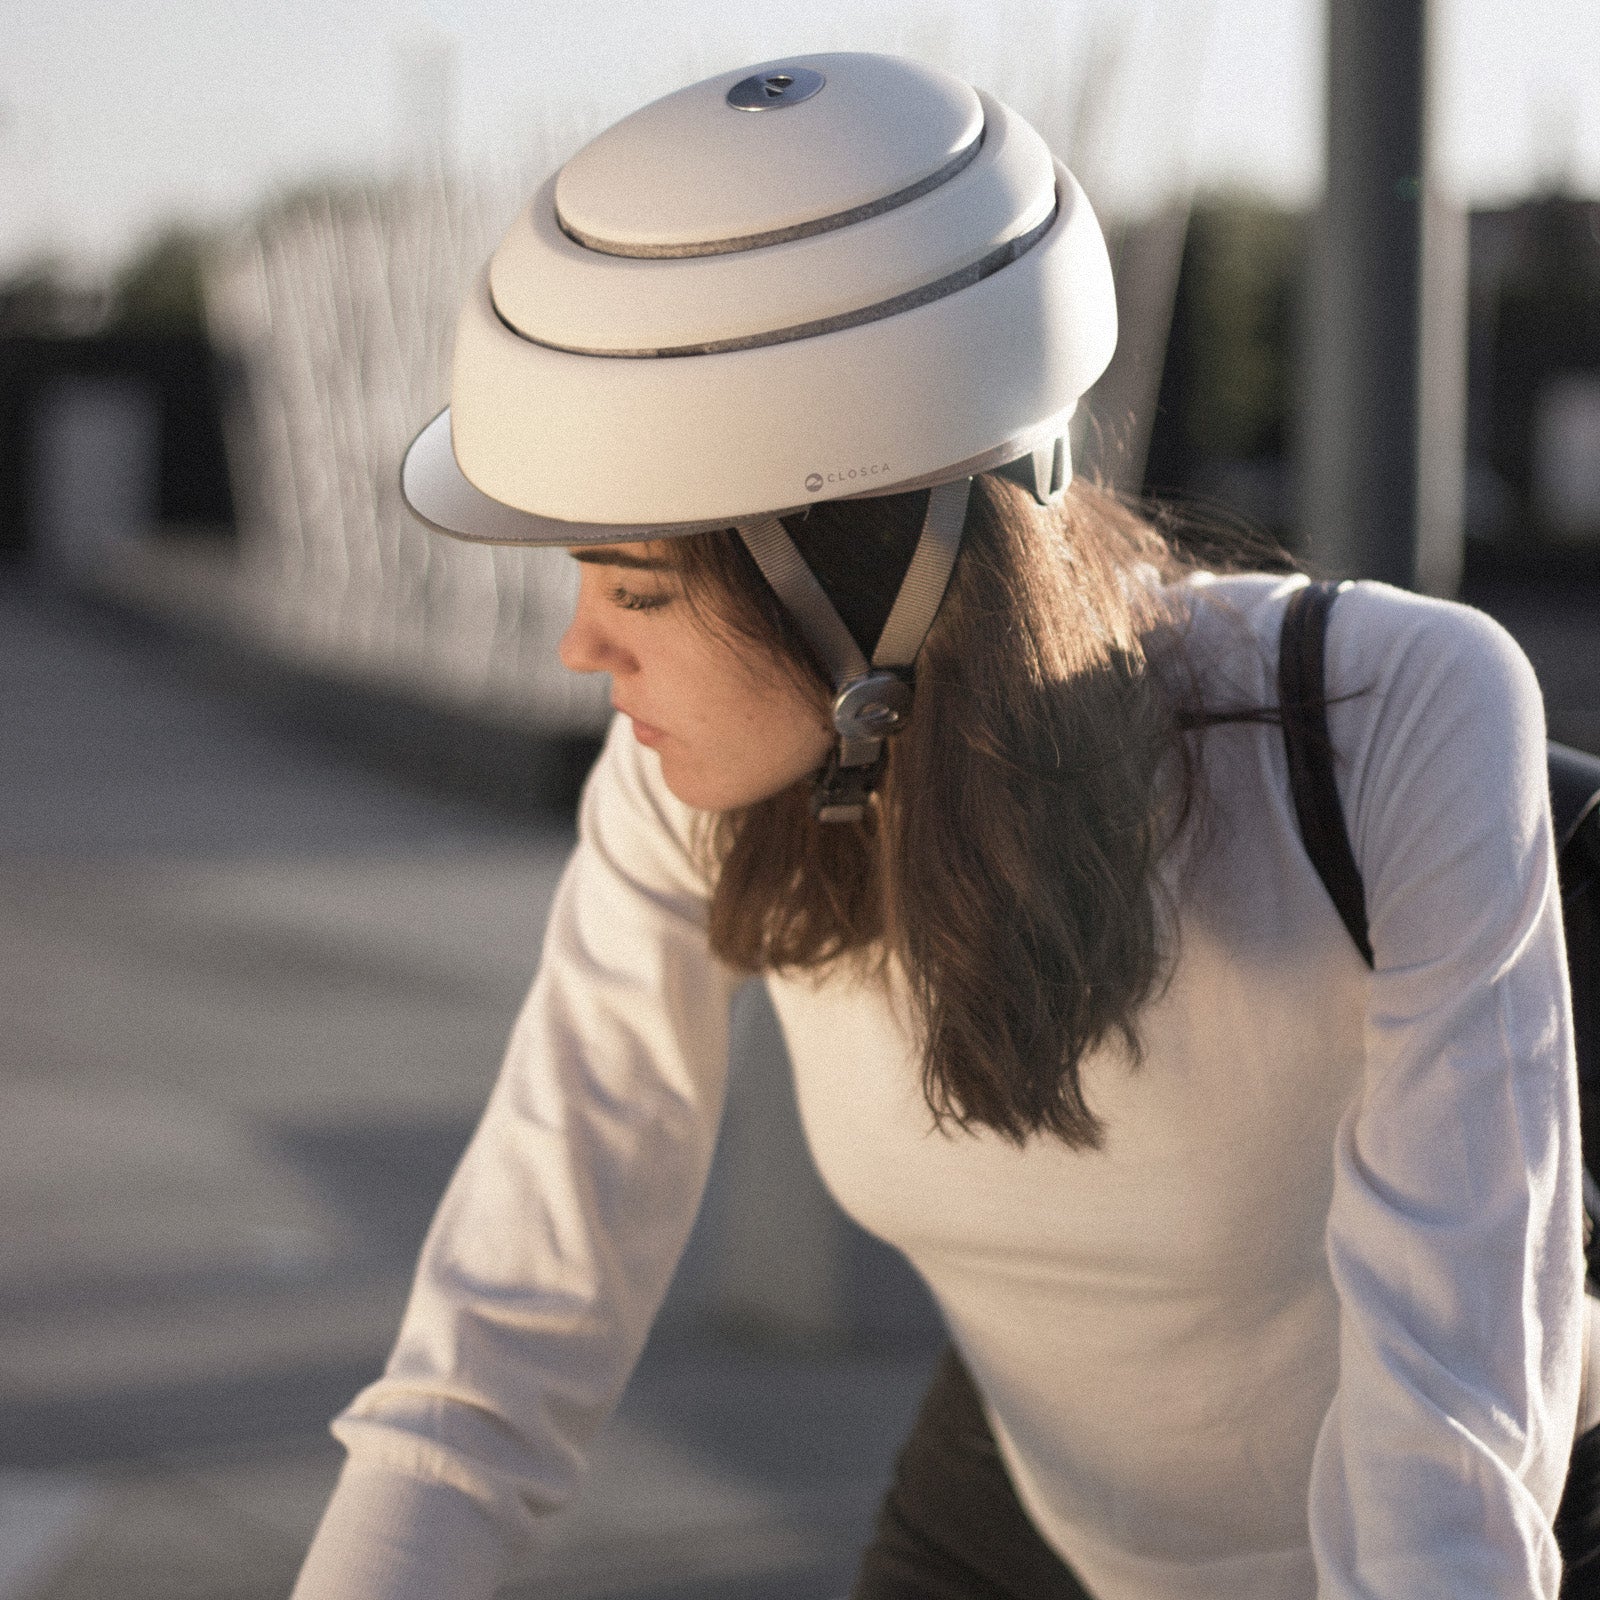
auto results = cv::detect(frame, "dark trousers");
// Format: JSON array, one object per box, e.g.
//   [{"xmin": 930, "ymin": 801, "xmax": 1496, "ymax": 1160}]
[
  {"xmin": 852, "ymin": 1345, "xmax": 1600, "ymax": 1600},
  {"xmin": 850, "ymin": 1347, "xmax": 1093, "ymax": 1600}
]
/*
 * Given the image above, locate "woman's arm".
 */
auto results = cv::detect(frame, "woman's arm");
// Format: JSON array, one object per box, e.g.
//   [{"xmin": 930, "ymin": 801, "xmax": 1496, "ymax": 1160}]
[
  {"xmin": 293, "ymin": 719, "xmax": 739, "ymax": 1600},
  {"xmin": 1309, "ymin": 586, "xmax": 1587, "ymax": 1598}
]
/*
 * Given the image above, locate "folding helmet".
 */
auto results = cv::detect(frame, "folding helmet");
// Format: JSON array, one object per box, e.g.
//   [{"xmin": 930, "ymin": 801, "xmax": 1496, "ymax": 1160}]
[{"xmin": 402, "ymin": 51, "xmax": 1118, "ymax": 818}]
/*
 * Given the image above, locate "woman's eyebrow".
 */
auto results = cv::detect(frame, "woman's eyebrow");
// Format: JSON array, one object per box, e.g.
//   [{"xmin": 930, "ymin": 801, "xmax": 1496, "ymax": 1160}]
[{"xmin": 568, "ymin": 549, "xmax": 671, "ymax": 571}]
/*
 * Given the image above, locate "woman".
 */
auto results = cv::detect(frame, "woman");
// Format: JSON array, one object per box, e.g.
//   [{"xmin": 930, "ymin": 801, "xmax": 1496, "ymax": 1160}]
[{"xmin": 293, "ymin": 52, "xmax": 1588, "ymax": 1600}]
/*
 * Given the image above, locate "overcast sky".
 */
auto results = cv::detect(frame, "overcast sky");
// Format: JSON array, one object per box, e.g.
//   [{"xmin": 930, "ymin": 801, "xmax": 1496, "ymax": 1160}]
[{"xmin": 3, "ymin": 0, "xmax": 1598, "ymax": 279}]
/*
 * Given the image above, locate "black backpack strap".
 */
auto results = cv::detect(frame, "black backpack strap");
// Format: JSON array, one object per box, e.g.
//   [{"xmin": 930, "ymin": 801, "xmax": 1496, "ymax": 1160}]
[{"xmin": 1279, "ymin": 580, "xmax": 1375, "ymax": 968}]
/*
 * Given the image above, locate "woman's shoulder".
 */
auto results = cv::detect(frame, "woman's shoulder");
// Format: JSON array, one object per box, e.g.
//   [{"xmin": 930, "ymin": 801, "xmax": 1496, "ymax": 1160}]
[
  {"xmin": 1167, "ymin": 575, "xmax": 1550, "ymax": 964},
  {"xmin": 1172, "ymin": 571, "xmax": 1539, "ymax": 716},
  {"xmin": 1319, "ymin": 578, "xmax": 1538, "ymax": 710}
]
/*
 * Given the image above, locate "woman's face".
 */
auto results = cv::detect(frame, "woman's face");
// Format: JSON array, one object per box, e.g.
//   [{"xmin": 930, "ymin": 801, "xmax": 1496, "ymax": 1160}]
[{"xmin": 559, "ymin": 542, "xmax": 834, "ymax": 811}]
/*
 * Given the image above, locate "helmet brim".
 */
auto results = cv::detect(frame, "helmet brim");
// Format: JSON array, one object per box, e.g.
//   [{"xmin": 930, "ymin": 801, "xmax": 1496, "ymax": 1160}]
[
  {"xmin": 401, "ymin": 408, "xmax": 724, "ymax": 547},
  {"xmin": 402, "ymin": 403, "xmax": 1078, "ymax": 548}
]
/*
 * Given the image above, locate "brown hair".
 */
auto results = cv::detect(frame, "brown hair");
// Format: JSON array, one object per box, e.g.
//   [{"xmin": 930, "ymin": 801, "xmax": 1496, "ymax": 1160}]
[{"xmin": 664, "ymin": 475, "xmax": 1197, "ymax": 1148}]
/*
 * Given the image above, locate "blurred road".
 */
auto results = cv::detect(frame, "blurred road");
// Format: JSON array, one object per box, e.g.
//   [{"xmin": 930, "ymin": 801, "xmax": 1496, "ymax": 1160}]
[{"xmin": 0, "ymin": 573, "xmax": 935, "ymax": 1600}]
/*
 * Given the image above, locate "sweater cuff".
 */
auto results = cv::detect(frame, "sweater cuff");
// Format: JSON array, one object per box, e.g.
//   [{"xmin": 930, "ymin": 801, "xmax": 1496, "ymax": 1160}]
[{"xmin": 291, "ymin": 1462, "xmax": 514, "ymax": 1600}]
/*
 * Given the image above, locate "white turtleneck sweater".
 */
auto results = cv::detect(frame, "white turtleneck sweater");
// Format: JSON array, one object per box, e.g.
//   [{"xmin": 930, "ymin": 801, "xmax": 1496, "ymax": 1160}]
[{"xmin": 292, "ymin": 573, "xmax": 1587, "ymax": 1600}]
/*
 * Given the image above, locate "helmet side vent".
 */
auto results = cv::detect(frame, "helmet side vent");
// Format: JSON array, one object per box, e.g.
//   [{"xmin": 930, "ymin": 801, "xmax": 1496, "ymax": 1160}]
[{"xmin": 509, "ymin": 189, "xmax": 1060, "ymax": 360}]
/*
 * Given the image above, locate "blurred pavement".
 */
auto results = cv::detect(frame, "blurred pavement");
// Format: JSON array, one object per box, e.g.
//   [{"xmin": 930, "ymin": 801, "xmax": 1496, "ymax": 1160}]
[{"xmin": 0, "ymin": 573, "xmax": 935, "ymax": 1600}]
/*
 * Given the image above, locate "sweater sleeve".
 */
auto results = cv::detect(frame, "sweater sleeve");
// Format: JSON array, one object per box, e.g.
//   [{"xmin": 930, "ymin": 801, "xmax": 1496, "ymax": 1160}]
[
  {"xmin": 1307, "ymin": 585, "xmax": 1587, "ymax": 1598},
  {"xmin": 292, "ymin": 718, "xmax": 739, "ymax": 1600}
]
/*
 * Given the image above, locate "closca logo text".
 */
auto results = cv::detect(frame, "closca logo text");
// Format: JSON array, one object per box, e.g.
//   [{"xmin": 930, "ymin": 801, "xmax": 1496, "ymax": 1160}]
[{"xmin": 805, "ymin": 462, "xmax": 891, "ymax": 494}]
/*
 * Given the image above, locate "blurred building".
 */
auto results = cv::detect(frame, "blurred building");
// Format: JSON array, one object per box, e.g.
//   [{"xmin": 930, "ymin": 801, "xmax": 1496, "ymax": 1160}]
[
  {"xmin": 0, "ymin": 328, "xmax": 233, "ymax": 571},
  {"xmin": 1472, "ymin": 196, "xmax": 1600, "ymax": 550},
  {"xmin": 0, "ymin": 237, "xmax": 235, "ymax": 571},
  {"xmin": 0, "ymin": 181, "xmax": 609, "ymax": 744},
  {"xmin": 1143, "ymin": 191, "xmax": 1600, "ymax": 565}
]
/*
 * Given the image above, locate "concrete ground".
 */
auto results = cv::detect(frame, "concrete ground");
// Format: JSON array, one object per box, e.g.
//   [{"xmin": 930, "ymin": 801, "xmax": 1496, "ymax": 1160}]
[{"xmin": 0, "ymin": 571, "xmax": 938, "ymax": 1600}]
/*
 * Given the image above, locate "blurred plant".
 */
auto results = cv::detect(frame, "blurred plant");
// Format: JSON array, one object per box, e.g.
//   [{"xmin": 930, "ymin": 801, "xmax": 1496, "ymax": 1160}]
[
  {"xmin": 0, "ymin": 257, "xmax": 64, "ymax": 332},
  {"xmin": 0, "ymin": 254, "xmax": 110, "ymax": 336},
  {"xmin": 1176, "ymin": 197, "xmax": 1306, "ymax": 461},
  {"xmin": 1141, "ymin": 195, "xmax": 1305, "ymax": 542},
  {"xmin": 106, "ymin": 225, "xmax": 210, "ymax": 335}
]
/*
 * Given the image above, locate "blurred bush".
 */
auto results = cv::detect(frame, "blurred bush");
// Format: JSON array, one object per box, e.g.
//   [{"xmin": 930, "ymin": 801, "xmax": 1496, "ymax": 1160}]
[
  {"xmin": 0, "ymin": 256, "xmax": 111, "ymax": 337},
  {"xmin": 1144, "ymin": 196, "xmax": 1306, "ymax": 541},
  {"xmin": 1177, "ymin": 200, "xmax": 1305, "ymax": 463},
  {"xmin": 106, "ymin": 226, "xmax": 210, "ymax": 335}
]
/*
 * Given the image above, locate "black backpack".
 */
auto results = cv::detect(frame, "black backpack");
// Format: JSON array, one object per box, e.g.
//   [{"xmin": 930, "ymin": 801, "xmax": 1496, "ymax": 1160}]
[{"xmin": 1278, "ymin": 579, "xmax": 1600, "ymax": 1235}]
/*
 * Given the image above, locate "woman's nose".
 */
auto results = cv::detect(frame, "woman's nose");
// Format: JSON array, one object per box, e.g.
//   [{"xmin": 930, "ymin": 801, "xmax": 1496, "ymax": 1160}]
[
  {"xmin": 559, "ymin": 588, "xmax": 629, "ymax": 676},
  {"xmin": 558, "ymin": 612, "xmax": 605, "ymax": 675}
]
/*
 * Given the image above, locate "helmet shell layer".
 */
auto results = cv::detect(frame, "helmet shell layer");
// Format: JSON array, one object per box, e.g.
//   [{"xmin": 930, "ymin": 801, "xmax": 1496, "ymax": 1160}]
[{"xmin": 553, "ymin": 53, "xmax": 982, "ymax": 256}]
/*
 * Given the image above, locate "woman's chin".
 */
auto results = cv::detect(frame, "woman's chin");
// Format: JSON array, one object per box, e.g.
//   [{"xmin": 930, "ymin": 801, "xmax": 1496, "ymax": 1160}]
[
  {"xmin": 651, "ymin": 748, "xmax": 721, "ymax": 811},
  {"xmin": 653, "ymin": 748, "xmax": 806, "ymax": 814},
  {"xmin": 660, "ymin": 772, "xmax": 746, "ymax": 813}
]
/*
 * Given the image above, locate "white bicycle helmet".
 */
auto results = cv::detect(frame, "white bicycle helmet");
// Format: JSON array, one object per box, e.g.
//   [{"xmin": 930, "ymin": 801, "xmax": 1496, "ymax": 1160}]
[{"xmin": 402, "ymin": 50, "xmax": 1118, "ymax": 819}]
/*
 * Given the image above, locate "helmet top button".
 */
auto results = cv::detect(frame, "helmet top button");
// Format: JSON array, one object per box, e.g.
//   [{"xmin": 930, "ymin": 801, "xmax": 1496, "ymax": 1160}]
[{"xmin": 726, "ymin": 67, "xmax": 826, "ymax": 111}]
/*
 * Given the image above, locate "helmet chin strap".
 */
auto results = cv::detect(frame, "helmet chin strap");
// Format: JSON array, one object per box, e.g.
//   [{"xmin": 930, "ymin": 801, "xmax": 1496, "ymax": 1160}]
[{"xmin": 738, "ymin": 476, "xmax": 973, "ymax": 823}]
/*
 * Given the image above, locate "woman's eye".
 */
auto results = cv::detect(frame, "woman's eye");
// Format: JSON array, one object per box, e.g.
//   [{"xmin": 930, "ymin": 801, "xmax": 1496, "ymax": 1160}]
[{"xmin": 609, "ymin": 584, "xmax": 673, "ymax": 613}]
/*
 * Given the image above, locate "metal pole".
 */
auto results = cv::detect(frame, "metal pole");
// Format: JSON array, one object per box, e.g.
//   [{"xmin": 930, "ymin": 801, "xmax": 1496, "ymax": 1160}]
[{"xmin": 1299, "ymin": 0, "xmax": 1466, "ymax": 595}]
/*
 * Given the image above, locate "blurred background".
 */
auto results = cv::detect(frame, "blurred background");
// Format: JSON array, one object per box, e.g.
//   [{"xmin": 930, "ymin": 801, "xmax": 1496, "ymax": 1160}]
[{"xmin": 2, "ymin": 1, "xmax": 1598, "ymax": 1596}]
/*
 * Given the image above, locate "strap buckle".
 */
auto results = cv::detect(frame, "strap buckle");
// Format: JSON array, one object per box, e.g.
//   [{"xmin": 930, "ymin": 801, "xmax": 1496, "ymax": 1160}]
[{"xmin": 809, "ymin": 748, "xmax": 884, "ymax": 824}]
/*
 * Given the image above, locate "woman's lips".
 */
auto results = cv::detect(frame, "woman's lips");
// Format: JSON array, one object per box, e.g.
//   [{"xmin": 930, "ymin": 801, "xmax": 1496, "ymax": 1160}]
[{"xmin": 618, "ymin": 708, "xmax": 665, "ymax": 747}]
